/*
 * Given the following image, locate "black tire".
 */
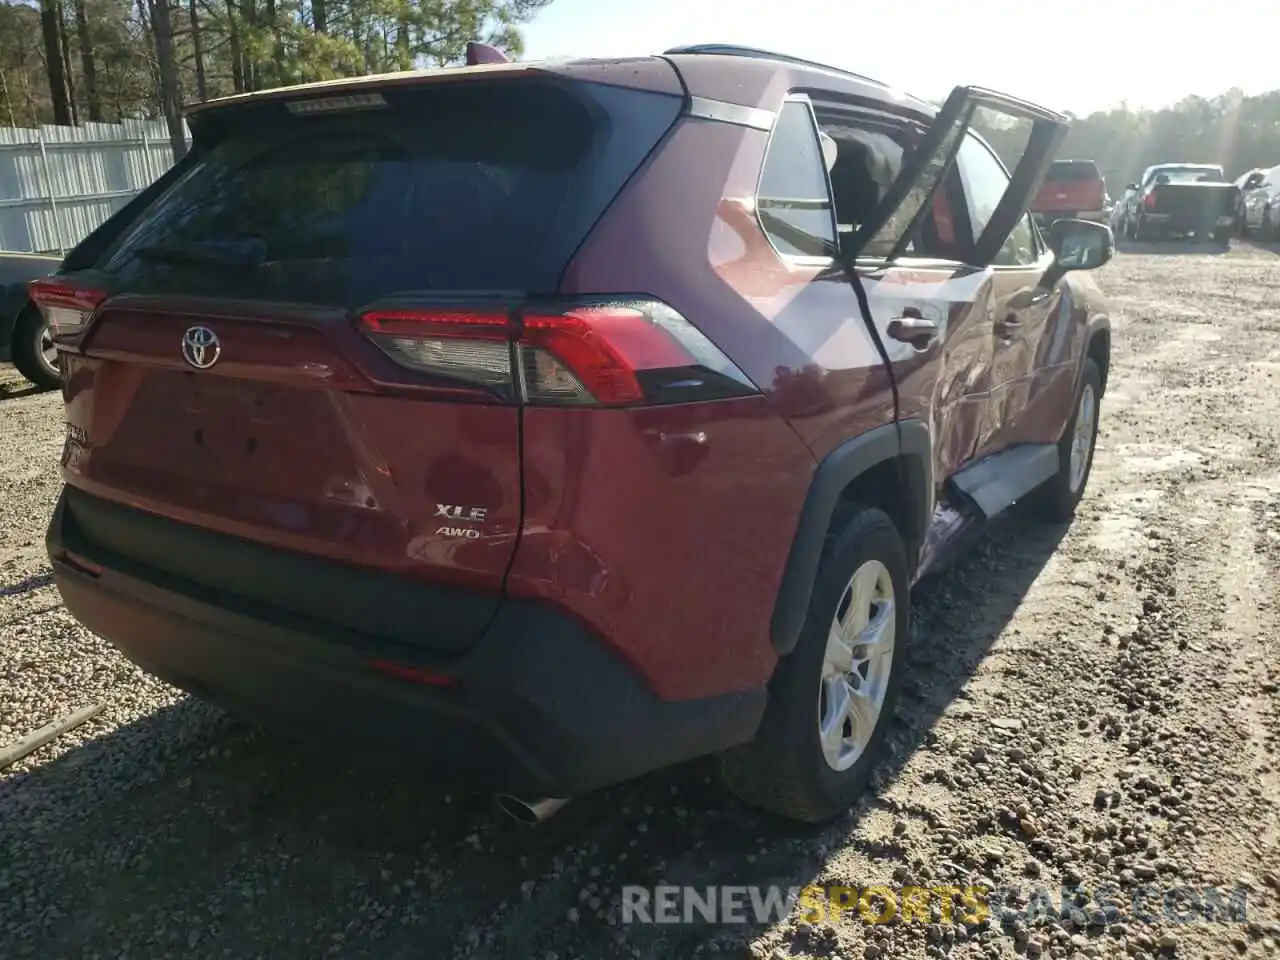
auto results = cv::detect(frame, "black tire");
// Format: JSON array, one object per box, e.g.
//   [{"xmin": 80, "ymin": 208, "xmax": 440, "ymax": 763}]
[
  {"xmin": 10, "ymin": 303, "xmax": 61, "ymax": 390},
  {"xmin": 1263, "ymin": 207, "xmax": 1275, "ymax": 241},
  {"xmin": 718, "ymin": 507, "xmax": 910, "ymax": 823},
  {"xmin": 1212, "ymin": 231, "xmax": 1230, "ymax": 248},
  {"xmin": 1035, "ymin": 357, "xmax": 1102, "ymax": 523}
]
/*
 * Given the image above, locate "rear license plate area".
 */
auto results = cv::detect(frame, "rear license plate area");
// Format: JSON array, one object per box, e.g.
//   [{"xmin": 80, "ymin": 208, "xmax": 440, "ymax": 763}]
[{"xmin": 182, "ymin": 380, "xmax": 284, "ymax": 472}]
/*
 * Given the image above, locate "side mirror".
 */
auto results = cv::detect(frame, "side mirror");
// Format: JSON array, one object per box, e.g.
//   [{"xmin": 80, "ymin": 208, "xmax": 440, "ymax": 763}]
[{"xmin": 1042, "ymin": 218, "xmax": 1113, "ymax": 285}]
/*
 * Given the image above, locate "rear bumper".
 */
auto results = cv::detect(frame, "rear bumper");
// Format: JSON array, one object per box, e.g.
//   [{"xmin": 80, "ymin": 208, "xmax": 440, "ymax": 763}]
[
  {"xmin": 46, "ymin": 489, "xmax": 765, "ymax": 795},
  {"xmin": 1139, "ymin": 212, "xmax": 1235, "ymax": 233}
]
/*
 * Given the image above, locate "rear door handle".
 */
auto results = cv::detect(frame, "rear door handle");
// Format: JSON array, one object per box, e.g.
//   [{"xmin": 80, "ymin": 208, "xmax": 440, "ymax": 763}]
[{"xmin": 886, "ymin": 316, "xmax": 939, "ymax": 349}]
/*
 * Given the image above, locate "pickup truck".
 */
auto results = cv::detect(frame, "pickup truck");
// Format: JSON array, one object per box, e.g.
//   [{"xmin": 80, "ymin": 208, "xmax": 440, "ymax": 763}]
[
  {"xmin": 0, "ymin": 252, "xmax": 63, "ymax": 388},
  {"xmin": 1031, "ymin": 158, "xmax": 1109, "ymax": 231},
  {"xmin": 1118, "ymin": 163, "xmax": 1237, "ymax": 244}
]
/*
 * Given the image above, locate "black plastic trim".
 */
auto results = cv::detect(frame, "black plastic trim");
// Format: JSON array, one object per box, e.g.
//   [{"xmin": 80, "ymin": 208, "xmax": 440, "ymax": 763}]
[
  {"xmin": 59, "ymin": 485, "xmax": 501, "ymax": 654},
  {"xmin": 1078, "ymin": 313, "xmax": 1111, "ymax": 397},
  {"xmin": 47, "ymin": 488, "xmax": 766, "ymax": 795},
  {"xmin": 769, "ymin": 418, "xmax": 932, "ymax": 655}
]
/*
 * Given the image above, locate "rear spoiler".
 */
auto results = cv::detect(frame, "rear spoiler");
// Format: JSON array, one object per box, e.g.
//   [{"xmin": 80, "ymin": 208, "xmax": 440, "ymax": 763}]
[{"xmin": 184, "ymin": 43, "xmax": 520, "ymax": 119}]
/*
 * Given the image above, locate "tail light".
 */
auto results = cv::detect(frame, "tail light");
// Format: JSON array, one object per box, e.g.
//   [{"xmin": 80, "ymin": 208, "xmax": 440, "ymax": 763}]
[
  {"xmin": 360, "ymin": 308, "xmax": 516, "ymax": 398},
  {"xmin": 28, "ymin": 278, "xmax": 108, "ymax": 336},
  {"xmin": 358, "ymin": 298, "xmax": 758, "ymax": 407},
  {"xmin": 1142, "ymin": 193, "xmax": 1158, "ymax": 210}
]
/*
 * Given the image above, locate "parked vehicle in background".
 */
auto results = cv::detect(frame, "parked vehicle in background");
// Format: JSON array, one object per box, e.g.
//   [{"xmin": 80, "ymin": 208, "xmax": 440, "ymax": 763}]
[
  {"xmin": 1240, "ymin": 163, "xmax": 1280, "ymax": 239},
  {"xmin": 1233, "ymin": 168, "xmax": 1267, "ymax": 234},
  {"xmin": 1031, "ymin": 159, "xmax": 1109, "ymax": 231},
  {"xmin": 1118, "ymin": 163, "xmax": 1236, "ymax": 244},
  {"xmin": 0, "ymin": 252, "xmax": 63, "ymax": 389},
  {"xmin": 1110, "ymin": 184, "xmax": 1137, "ymax": 234},
  {"xmin": 36, "ymin": 43, "xmax": 1113, "ymax": 825}
]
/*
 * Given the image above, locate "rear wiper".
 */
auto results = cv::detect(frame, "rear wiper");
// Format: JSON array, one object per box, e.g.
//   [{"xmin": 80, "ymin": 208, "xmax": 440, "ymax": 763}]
[{"xmin": 134, "ymin": 238, "xmax": 266, "ymax": 270}]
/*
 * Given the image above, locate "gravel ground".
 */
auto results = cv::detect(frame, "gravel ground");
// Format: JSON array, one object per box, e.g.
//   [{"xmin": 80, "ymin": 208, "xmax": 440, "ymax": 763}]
[{"xmin": 1, "ymin": 240, "xmax": 1278, "ymax": 959}]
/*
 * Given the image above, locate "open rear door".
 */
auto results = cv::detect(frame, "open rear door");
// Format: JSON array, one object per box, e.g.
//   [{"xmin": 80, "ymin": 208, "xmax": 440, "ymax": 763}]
[
  {"xmin": 844, "ymin": 85, "xmax": 1069, "ymax": 264},
  {"xmin": 827, "ymin": 85, "xmax": 1070, "ymax": 549}
]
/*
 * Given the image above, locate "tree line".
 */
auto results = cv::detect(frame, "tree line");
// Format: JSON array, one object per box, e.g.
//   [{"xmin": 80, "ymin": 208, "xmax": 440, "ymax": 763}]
[
  {"xmin": 1067, "ymin": 91, "xmax": 1280, "ymax": 190},
  {"xmin": 1, "ymin": 5, "xmax": 1278, "ymax": 189},
  {"xmin": 973, "ymin": 89, "xmax": 1280, "ymax": 193},
  {"xmin": 0, "ymin": 0, "xmax": 550, "ymax": 157}
]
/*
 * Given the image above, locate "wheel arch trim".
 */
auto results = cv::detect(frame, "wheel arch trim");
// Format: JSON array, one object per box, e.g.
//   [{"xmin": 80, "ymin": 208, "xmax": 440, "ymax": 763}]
[
  {"xmin": 1079, "ymin": 313, "xmax": 1111, "ymax": 396},
  {"xmin": 770, "ymin": 418, "xmax": 932, "ymax": 656}
]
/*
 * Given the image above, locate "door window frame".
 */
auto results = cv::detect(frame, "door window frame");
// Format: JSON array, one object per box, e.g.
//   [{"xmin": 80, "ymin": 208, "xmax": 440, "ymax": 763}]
[
  {"xmin": 754, "ymin": 90, "xmax": 1054, "ymax": 275},
  {"xmin": 803, "ymin": 93, "xmax": 974, "ymax": 273},
  {"xmin": 950, "ymin": 129, "xmax": 1048, "ymax": 270},
  {"xmin": 753, "ymin": 93, "xmax": 841, "ymax": 269}
]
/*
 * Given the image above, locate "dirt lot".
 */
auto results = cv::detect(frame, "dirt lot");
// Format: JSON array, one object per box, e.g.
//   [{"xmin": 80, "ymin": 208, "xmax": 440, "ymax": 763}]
[{"xmin": 1, "ymin": 242, "xmax": 1278, "ymax": 960}]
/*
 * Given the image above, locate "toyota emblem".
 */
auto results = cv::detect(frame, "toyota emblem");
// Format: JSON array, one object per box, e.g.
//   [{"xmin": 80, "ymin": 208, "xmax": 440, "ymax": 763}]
[{"xmin": 181, "ymin": 326, "xmax": 221, "ymax": 369}]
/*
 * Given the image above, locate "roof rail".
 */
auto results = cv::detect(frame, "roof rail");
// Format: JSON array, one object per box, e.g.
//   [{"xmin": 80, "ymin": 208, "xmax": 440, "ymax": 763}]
[{"xmin": 662, "ymin": 44, "xmax": 885, "ymax": 88}]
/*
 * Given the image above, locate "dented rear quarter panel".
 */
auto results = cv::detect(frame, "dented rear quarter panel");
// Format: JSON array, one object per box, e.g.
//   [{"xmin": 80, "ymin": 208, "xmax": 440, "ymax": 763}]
[
  {"xmin": 543, "ymin": 104, "xmax": 906, "ymax": 699},
  {"xmin": 536, "ymin": 65, "xmax": 997, "ymax": 698}
]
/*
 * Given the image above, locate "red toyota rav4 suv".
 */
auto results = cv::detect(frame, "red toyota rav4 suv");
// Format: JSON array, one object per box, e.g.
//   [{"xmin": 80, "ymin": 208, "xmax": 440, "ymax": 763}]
[{"xmin": 36, "ymin": 44, "xmax": 1113, "ymax": 823}]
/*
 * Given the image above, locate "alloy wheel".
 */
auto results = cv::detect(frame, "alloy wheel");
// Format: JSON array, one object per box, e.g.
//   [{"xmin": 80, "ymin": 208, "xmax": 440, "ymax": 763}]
[
  {"xmin": 818, "ymin": 559, "xmax": 896, "ymax": 772},
  {"xmin": 38, "ymin": 322, "xmax": 57, "ymax": 372},
  {"xmin": 1069, "ymin": 382, "xmax": 1097, "ymax": 494}
]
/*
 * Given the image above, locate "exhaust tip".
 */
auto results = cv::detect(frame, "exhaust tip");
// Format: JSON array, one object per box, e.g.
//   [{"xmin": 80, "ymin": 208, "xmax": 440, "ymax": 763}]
[{"xmin": 494, "ymin": 794, "xmax": 569, "ymax": 824}]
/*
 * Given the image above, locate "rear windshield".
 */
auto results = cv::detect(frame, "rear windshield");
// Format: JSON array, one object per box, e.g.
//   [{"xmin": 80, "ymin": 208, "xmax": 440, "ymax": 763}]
[
  {"xmin": 1045, "ymin": 161, "xmax": 1101, "ymax": 183},
  {"xmin": 1153, "ymin": 167, "xmax": 1224, "ymax": 184},
  {"xmin": 93, "ymin": 79, "xmax": 680, "ymax": 307}
]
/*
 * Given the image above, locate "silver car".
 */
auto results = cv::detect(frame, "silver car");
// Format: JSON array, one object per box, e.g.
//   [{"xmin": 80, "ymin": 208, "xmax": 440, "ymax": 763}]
[
  {"xmin": 1232, "ymin": 168, "xmax": 1266, "ymax": 232},
  {"xmin": 1240, "ymin": 164, "xmax": 1280, "ymax": 239},
  {"xmin": 1110, "ymin": 186, "xmax": 1136, "ymax": 235}
]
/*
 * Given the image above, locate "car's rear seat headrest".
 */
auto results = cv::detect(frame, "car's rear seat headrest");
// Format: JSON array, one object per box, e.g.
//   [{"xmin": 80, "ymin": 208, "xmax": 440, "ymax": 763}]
[{"xmin": 818, "ymin": 131, "xmax": 838, "ymax": 174}]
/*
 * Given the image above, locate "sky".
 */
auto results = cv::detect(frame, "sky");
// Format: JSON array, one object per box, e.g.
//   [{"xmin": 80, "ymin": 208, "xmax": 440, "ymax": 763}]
[{"xmin": 521, "ymin": 0, "xmax": 1277, "ymax": 117}]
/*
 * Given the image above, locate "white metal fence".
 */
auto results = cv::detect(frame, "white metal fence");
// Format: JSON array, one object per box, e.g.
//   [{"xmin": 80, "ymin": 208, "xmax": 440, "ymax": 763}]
[{"xmin": 0, "ymin": 119, "xmax": 191, "ymax": 256}]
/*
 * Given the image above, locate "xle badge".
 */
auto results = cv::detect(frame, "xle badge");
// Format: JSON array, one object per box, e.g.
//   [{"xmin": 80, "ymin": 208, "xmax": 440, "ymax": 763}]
[{"xmin": 435, "ymin": 504, "xmax": 488, "ymax": 539}]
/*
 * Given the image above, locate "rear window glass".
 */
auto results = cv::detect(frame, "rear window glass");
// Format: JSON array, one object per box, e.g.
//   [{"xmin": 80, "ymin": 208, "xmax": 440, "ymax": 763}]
[
  {"xmin": 757, "ymin": 100, "xmax": 837, "ymax": 258},
  {"xmin": 95, "ymin": 80, "xmax": 680, "ymax": 307},
  {"xmin": 1152, "ymin": 167, "xmax": 1224, "ymax": 184},
  {"xmin": 1045, "ymin": 161, "xmax": 1100, "ymax": 183}
]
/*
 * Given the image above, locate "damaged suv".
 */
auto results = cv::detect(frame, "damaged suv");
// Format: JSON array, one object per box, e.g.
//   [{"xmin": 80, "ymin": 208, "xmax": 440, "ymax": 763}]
[{"xmin": 37, "ymin": 44, "xmax": 1113, "ymax": 823}]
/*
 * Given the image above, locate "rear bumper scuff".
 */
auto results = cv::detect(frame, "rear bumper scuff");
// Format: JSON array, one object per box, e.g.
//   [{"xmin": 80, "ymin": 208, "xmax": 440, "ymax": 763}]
[{"xmin": 47, "ymin": 487, "xmax": 765, "ymax": 795}]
